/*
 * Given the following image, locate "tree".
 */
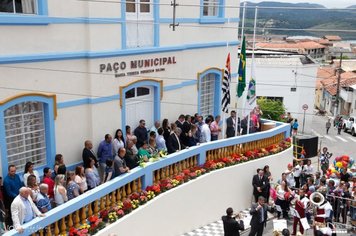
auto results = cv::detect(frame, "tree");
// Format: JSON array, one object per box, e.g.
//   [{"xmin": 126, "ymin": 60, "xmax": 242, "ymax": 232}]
[{"xmin": 257, "ymin": 97, "xmax": 286, "ymax": 121}]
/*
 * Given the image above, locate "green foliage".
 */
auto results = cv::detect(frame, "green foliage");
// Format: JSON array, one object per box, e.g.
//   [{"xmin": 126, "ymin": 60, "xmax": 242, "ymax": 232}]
[{"xmin": 257, "ymin": 97, "xmax": 286, "ymax": 121}]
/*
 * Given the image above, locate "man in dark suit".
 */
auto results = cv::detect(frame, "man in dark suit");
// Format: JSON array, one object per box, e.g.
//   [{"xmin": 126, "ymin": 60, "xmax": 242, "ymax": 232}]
[
  {"xmin": 82, "ymin": 140, "xmax": 98, "ymax": 168},
  {"xmin": 226, "ymin": 110, "xmax": 237, "ymax": 138},
  {"xmin": 167, "ymin": 127, "xmax": 185, "ymax": 154},
  {"xmin": 252, "ymin": 169, "xmax": 268, "ymax": 202},
  {"xmin": 249, "ymin": 196, "xmax": 273, "ymax": 236},
  {"xmin": 222, "ymin": 207, "xmax": 244, "ymax": 236}
]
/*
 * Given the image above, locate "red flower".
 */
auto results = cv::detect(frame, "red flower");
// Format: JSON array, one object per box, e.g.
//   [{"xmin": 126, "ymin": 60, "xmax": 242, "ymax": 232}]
[
  {"xmin": 182, "ymin": 169, "xmax": 190, "ymax": 175},
  {"xmin": 88, "ymin": 215, "xmax": 99, "ymax": 224},
  {"xmin": 129, "ymin": 192, "xmax": 140, "ymax": 200},
  {"xmin": 174, "ymin": 174, "xmax": 184, "ymax": 182}
]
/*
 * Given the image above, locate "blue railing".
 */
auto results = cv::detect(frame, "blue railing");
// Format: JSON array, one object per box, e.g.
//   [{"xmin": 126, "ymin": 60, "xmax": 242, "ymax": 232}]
[{"xmin": 4, "ymin": 120, "xmax": 290, "ymax": 236}]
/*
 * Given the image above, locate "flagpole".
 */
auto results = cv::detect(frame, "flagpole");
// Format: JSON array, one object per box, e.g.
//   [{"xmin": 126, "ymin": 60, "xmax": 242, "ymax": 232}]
[
  {"xmin": 222, "ymin": 42, "xmax": 230, "ymax": 140},
  {"xmin": 247, "ymin": 6, "xmax": 258, "ymax": 135},
  {"xmin": 235, "ymin": 1, "xmax": 247, "ymax": 137}
]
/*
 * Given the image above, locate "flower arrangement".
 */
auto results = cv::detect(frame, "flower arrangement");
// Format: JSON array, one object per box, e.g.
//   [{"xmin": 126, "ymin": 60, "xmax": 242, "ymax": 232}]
[
  {"xmin": 122, "ymin": 199, "xmax": 133, "ymax": 214},
  {"xmin": 69, "ymin": 227, "xmax": 88, "ymax": 236},
  {"xmin": 108, "ymin": 211, "xmax": 118, "ymax": 223},
  {"xmin": 87, "ymin": 215, "xmax": 105, "ymax": 235},
  {"xmin": 99, "ymin": 210, "xmax": 109, "ymax": 222}
]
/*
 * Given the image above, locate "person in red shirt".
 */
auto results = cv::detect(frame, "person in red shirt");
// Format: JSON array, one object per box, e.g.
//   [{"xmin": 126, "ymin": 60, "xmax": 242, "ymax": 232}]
[{"xmin": 42, "ymin": 167, "xmax": 54, "ymax": 200}]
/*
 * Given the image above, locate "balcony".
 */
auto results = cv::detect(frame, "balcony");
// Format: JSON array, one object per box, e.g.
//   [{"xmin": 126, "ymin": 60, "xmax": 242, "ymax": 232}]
[{"xmin": 4, "ymin": 120, "xmax": 291, "ymax": 236}]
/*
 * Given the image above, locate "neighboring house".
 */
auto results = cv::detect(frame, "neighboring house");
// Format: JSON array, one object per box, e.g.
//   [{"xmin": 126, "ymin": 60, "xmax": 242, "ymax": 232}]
[
  {"xmin": 0, "ymin": 0, "xmax": 240, "ymax": 177},
  {"xmin": 323, "ymin": 35, "xmax": 342, "ymax": 43},
  {"xmin": 321, "ymin": 72, "xmax": 356, "ymax": 116},
  {"xmin": 255, "ymin": 41, "xmax": 326, "ymax": 60},
  {"xmin": 315, "ymin": 67, "xmax": 336, "ymax": 109},
  {"xmin": 242, "ymin": 53, "xmax": 319, "ymax": 132}
]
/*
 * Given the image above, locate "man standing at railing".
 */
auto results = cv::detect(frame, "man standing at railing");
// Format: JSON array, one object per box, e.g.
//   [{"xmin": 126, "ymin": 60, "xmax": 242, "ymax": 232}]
[
  {"xmin": 226, "ymin": 110, "xmax": 237, "ymax": 138},
  {"xmin": 11, "ymin": 187, "xmax": 44, "ymax": 233},
  {"xmin": 97, "ymin": 134, "xmax": 114, "ymax": 182}
]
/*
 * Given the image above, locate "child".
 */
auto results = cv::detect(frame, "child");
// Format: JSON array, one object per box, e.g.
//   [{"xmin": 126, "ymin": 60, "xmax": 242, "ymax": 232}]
[
  {"xmin": 103, "ymin": 159, "xmax": 114, "ymax": 183},
  {"xmin": 292, "ymin": 119, "xmax": 299, "ymax": 135}
]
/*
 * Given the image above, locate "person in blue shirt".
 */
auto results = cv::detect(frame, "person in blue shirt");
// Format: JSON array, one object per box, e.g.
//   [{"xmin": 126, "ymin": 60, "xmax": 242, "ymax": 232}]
[
  {"xmin": 36, "ymin": 184, "xmax": 51, "ymax": 213},
  {"xmin": 3, "ymin": 165, "xmax": 24, "ymax": 227},
  {"xmin": 292, "ymin": 119, "xmax": 299, "ymax": 136},
  {"xmin": 97, "ymin": 134, "xmax": 114, "ymax": 182}
]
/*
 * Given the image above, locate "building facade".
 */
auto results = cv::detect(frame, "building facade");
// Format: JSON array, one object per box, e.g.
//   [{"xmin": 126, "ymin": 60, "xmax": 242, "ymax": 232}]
[
  {"xmin": 243, "ymin": 55, "xmax": 318, "ymax": 133},
  {"xmin": 0, "ymin": 0, "xmax": 240, "ymax": 176}
]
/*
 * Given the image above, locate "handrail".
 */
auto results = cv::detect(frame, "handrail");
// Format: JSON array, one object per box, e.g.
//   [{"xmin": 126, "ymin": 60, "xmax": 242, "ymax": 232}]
[{"xmin": 4, "ymin": 120, "xmax": 290, "ymax": 236}]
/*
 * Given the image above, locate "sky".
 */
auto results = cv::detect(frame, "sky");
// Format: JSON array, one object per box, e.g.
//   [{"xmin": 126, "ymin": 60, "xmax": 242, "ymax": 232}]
[{"xmin": 245, "ymin": 0, "xmax": 355, "ymax": 8}]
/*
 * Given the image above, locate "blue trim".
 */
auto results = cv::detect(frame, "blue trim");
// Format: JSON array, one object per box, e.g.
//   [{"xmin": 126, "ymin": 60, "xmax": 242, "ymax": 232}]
[
  {"xmin": 163, "ymin": 80, "xmax": 196, "ymax": 91},
  {"xmin": 57, "ymin": 95, "xmax": 120, "ymax": 109},
  {"xmin": 121, "ymin": 80, "xmax": 161, "ymax": 136},
  {"xmin": 153, "ymin": 0, "xmax": 160, "ymax": 47},
  {"xmin": 0, "ymin": 41, "xmax": 239, "ymax": 64},
  {"xmin": 121, "ymin": 0, "xmax": 127, "ymax": 49},
  {"xmin": 0, "ymin": 96, "xmax": 56, "ymax": 177},
  {"xmin": 37, "ymin": 0, "xmax": 48, "ymax": 15},
  {"xmin": 198, "ymin": 68, "xmax": 222, "ymax": 117}
]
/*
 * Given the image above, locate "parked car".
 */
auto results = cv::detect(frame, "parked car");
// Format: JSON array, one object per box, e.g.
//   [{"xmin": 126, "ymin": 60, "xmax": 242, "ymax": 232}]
[{"xmin": 343, "ymin": 116, "xmax": 356, "ymax": 136}]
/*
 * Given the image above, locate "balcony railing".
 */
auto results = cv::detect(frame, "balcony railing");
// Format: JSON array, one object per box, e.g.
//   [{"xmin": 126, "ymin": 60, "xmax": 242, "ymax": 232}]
[{"xmin": 4, "ymin": 120, "xmax": 290, "ymax": 236}]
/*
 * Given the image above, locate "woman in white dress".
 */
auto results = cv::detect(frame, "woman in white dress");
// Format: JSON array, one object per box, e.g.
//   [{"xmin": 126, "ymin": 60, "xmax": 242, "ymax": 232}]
[
  {"xmin": 23, "ymin": 161, "xmax": 40, "ymax": 187},
  {"xmin": 54, "ymin": 174, "xmax": 68, "ymax": 206},
  {"xmin": 75, "ymin": 166, "xmax": 88, "ymax": 194},
  {"xmin": 113, "ymin": 129, "xmax": 125, "ymax": 156}
]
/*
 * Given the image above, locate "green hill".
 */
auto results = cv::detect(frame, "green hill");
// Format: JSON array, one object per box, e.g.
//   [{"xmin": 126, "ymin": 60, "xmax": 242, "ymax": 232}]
[{"xmin": 241, "ymin": 1, "xmax": 356, "ymax": 39}]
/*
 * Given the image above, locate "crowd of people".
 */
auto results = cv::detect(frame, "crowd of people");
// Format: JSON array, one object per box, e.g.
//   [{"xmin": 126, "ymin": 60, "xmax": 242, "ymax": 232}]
[
  {"xmin": 0, "ymin": 110, "xmax": 264, "ymax": 233},
  {"xmin": 222, "ymin": 148, "xmax": 355, "ymax": 236},
  {"xmin": 249, "ymin": 148, "xmax": 355, "ymax": 235}
]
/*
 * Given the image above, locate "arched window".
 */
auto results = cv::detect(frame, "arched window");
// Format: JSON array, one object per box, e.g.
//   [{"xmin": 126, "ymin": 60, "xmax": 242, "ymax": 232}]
[
  {"xmin": 4, "ymin": 101, "xmax": 47, "ymax": 170},
  {"xmin": 198, "ymin": 68, "xmax": 222, "ymax": 118},
  {"xmin": 0, "ymin": 94, "xmax": 56, "ymax": 176}
]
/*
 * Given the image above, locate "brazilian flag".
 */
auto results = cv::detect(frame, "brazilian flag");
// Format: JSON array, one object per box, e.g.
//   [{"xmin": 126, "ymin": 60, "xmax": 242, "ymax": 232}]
[{"xmin": 237, "ymin": 36, "xmax": 246, "ymax": 98}]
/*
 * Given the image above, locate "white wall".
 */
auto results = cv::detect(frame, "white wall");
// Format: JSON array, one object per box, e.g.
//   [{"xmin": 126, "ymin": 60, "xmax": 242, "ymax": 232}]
[
  {"xmin": 98, "ymin": 148, "xmax": 292, "ymax": 236},
  {"xmin": 236, "ymin": 57, "xmax": 318, "ymax": 133}
]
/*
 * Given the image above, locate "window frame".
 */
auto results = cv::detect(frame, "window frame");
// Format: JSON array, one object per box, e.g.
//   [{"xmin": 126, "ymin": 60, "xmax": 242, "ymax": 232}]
[
  {"xmin": 0, "ymin": 93, "xmax": 56, "ymax": 177},
  {"xmin": 199, "ymin": 0, "xmax": 225, "ymax": 24},
  {"xmin": 0, "ymin": 0, "xmax": 49, "ymax": 25}
]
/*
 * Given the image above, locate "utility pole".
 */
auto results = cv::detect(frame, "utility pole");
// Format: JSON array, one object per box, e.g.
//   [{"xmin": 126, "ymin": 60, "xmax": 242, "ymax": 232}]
[{"xmin": 334, "ymin": 53, "xmax": 343, "ymax": 118}]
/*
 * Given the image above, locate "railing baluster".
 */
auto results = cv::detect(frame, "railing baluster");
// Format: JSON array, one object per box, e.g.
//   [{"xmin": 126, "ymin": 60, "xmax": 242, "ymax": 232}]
[
  {"xmin": 169, "ymin": 164, "xmax": 174, "ymax": 177},
  {"xmin": 88, "ymin": 202, "xmax": 93, "ymax": 217},
  {"xmin": 138, "ymin": 177, "xmax": 142, "ymax": 191},
  {"xmin": 94, "ymin": 200, "xmax": 99, "ymax": 215},
  {"xmin": 165, "ymin": 166, "xmax": 170, "ymax": 178},
  {"xmin": 132, "ymin": 179, "xmax": 137, "ymax": 193},
  {"xmin": 106, "ymin": 194, "xmax": 111, "ymax": 210},
  {"xmin": 54, "ymin": 221, "xmax": 60, "ymax": 236},
  {"xmin": 46, "ymin": 225, "xmax": 52, "ymax": 236},
  {"xmin": 100, "ymin": 196, "xmax": 106, "ymax": 211},
  {"xmin": 68, "ymin": 213, "xmax": 74, "ymax": 229},
  {"xmin": 74, "ymin": 210, "xmax": 80, "ymax": 228},
  {"xmin": 81, "ymin": 207, "xmax": 87, "ymax": 224},
  {"xmin": 173, "ymin": 163, "xmax": 178, "ymax": 175},
  {"xmin": 60, "ymin": 217, "xmax": 66, "ymax": 235},
  {"xmin": 156, "ymin": 169, "xmax": 161, "ymax": 182},
  {"xmin": 111, "ymin": 190, "xmax": 116, "ymax": 206},
  {"xmin": 116, "ymin": 188, "xmax": 122, "ymax": 202},
  {"xmin": 122, "ymin": 186, "xmax": 127, "ymax": 198},
  {"xmin": 31, "ymin": 233, "xmax": 36, "ymax": 236},
  {"xmin": 161, "ymin": 168, "xmax": 165, "ymax": 179},
  {"xmin": 127, "ymin": 182, "xmax": 132, "ymax": 195}
]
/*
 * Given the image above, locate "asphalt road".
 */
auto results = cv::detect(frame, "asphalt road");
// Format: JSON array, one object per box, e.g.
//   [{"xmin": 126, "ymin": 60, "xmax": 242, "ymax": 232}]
[{"xmin": 307, "ymin": 114, "xmax": 356, "ymax": 164}]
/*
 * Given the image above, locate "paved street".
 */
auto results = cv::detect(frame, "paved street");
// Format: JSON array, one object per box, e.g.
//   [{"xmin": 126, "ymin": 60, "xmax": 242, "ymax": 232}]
[{"xmin": 307, "ymin": 114, "xmax": 356, "ymax": 163}]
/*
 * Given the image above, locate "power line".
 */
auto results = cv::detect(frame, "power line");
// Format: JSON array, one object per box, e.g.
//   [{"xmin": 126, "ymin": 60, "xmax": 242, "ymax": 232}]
[{"xmin": 76, "ymin": 0, "xmax": 356, "ymax": 11}]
